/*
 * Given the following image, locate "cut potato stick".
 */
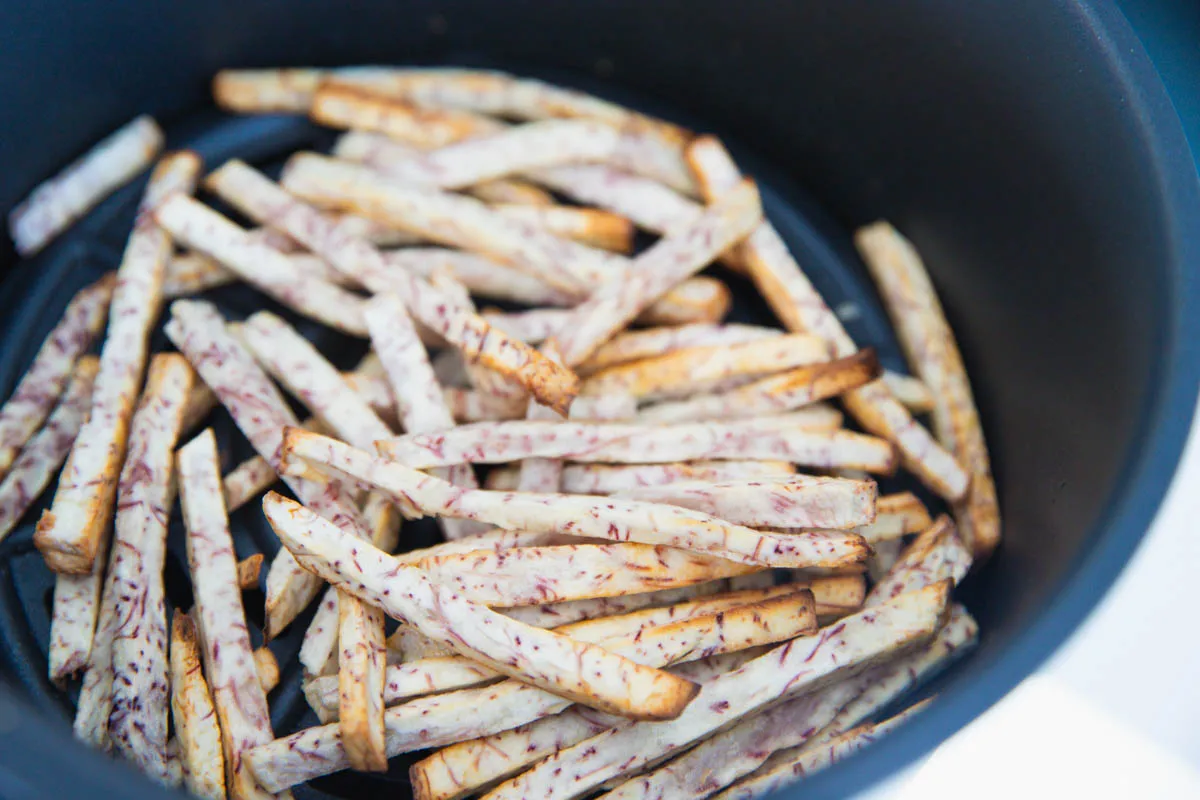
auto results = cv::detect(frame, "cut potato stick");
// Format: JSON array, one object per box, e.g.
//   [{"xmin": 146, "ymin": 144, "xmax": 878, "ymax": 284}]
[
  {"xmin": 578, "ymin": 324, "xmax": 781, "ymax": 377},
  {"xmin": 868, "ymin": 515, "xmax": 973, "ymax": 607},
  {"xmin": 481, "ymin": 580, "xmax": 952, "ymax": 800},
  {"xmin": 35, "ymin": 151, "xmax": 201, "ymax": 575},
  {"xmin": 262, "ymin": 492, "xmax": 699, "ymax": 720},
  {"xmin": 311, "ymin": 81, "xmax": 505, "ymax": 147},
  {"xmin": 492, "ymin": 203, "xmax": 634, "ymax": 253},
  {"xmin": 551, "ymin": 180, "xmax": 763, "ymax": 365},
  {"xmin": 466, "ymin": 178, "xmax": 555, "ymax": 206},
  {"xmin": 286, "ymin": 429, "xmax": 869, "ymax": 569},
  {"xmin": 711, "ymin": 702, "xmax": 930, "ymax": 800},
  {"xmin": 383, "ymin": 247, "xmax": 576, "ymax": 307},
  {"xmin": 856, "ymin": 491, "xmax": 933, "ymax": 543},
  {"xmin": 615, "ymin": 475, "xmax": 877, "ymax": 530},
  {"xmin": 856, "ymin": 221, "xmax": 1000, "ymax": 556},
  {"xmin": 236, "ymin": 554, "xmax": 263, "ymax": 590},
  {"xmin": 107, "ymin": 354, "xmax": 194, "ymax": 779},
  {"xmin": 0, "ymin": 275, "xmax": 113, "ymax": 476},
  {"xmin": 253, "ymin": 648, "xmax": 279, "ymax": 694},
  {"xmin": 8, "ymin": 115, "xmax": 164, "ymax": 256},
  {"xmin": 169, "ymin": 610, "xmax": 226, "ymax": 800},
  {"xmin": 686, "ymin": 136, "xmax": 969, "ymax": 503},
  {"xmin": 207, "ymin": 160, "xmax": 578, "ymax": 415},
  {"xmin": 637, "ymin": 349, "xmax": 881, "ymax": 424},
  {"xmin": 178, "ymin": 430, "xmax": 279, "ymax": 800},
  {"xmin": 582, "ymin": 333, "xmax": 830, "ymax": 402},
  {"xmin": 155, "ymin": 195, "xmax": 369, "ymax": 336},
  {"xmin": 881, "ymin": 370, "xmax": 935, "ymax": 414},
  {"xmin": 0, "ymin": 356, "xmax": 98, "ymax": 542},
  {"xmin": 416, "ymin": 543, "xmax": 758, "ymax": 606},
  {"xmin": 377, "ymin": 419, "xmax": 896, "ymax": 474},
  {"xmin": 517, "ymin": 340, "xmax": 566, "ymax": 493},
  {"xmin": 164, "ymin": 300, "xmax": 370, "ymax": 637},
  {"xmin": 636, "ymin": 275, "xmax": 733, "ymax": 326}
]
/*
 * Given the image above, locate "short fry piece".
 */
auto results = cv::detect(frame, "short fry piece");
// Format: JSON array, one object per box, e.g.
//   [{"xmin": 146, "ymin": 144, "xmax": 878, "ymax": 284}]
[
  {"xmin": 236, "ymin": 554, "xmax": 264, "ymax": 591},
  {"xmin": 8, "ymin": 115, "xmax": 163, "ymax": 256},
  {"xmin": 856, "ymin": 491, "xmax": 933, "ymax": 543},
  {"xmin": 252, "ymin": 648, "xmax": 279, "ymax": 695},
  {"xmin": 169, "ymin": 610, "xmax": 226, "ymax": 800},
  {"xmin": 856, "ymin": 221, "xmax": 1001, "ymax": 556}
]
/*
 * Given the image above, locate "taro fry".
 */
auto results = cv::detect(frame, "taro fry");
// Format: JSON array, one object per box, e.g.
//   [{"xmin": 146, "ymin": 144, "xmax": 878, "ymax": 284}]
[
  {"xmin": 465, "ymin": 178, "xmax": 554, "ymax": 206},
  {"xmin": 252, "ymin": 648, "xmax": 280, "ymax": 694},
  {"xmin": 517, "ymin": 340, "xmax": 566, "ymax": 493},
  {"xmin": 492, "ymin": 203, "xmax": 634, "ymax": 253},
  {"xmin": 868, "ymin": 515, "xmax": 972, "ymax": 606},
  {"xmin": 480, "ymin": 581, "xmax": 952, "ymax": 800},
  {"xmin": 376, "ymin": 419, "xmax": 896, "ymax": 475},
  {"xmin": 236, "ymin": 554, "xmax": 263, "ymax": 590},
  {"xmin": 526, "ymin": 163, "xmax": 704, "ymax": 235},
  {"xmin": 686, "ymin": 136, "xmax": 969, "ymax": 503},
  {"xmin": 636, "ymin": 349, "xmax": 881, "ymax": 424},
  {"xmin": 0, "ymin": 356, "xmax": 98, "ymax": 541},
  {"xmin": 0, "ymin": 275, "xmax": 113, "ymax": 477},
  {"xmin": 164, "ymin": 300, "xmax": 371, "ymax": 637},
  {"xmin": 445, "ymin": 384, "xmax": 635, "ymax": 423},
  {"xmin": 179, "ymin": 383, "xmax": 218, "ymax": 434},
  {"xmin": 8, "ymin": 115, "xmax": 163, "ymax": 256},
  {"xmin": 169, "ymin": 610, "xmax": 226, "ymax": 800},
  {"xmin": 106, "ymin": 355, "xmax": 194, "ymax": 779},
  {"xmin": 855, "ymin": 491, "xmax": 933, "ymax": 544},
  {"xmin": 284, "ymin": 429, "xmax": 870, "ymax": 570},
  {"xmin": 213, "ymin": 67, "xmax": 329, "ymax": 112},
  {"xmin": 262, "ymin": 492, "xmax": 699, "ymax": 720},
  {"xmin": 155, "ymin": 195, "xmax": 370, "ymax": 336},
  {"xmin": 614, "ymin": 474, "xmax": 876, "ymax": 530},
  {"xmin": 581, "ymin": 333, "xmax": 830, "ymax": 402},
  {"xmin": 177, "ymin": 430, "xmax": 280, "ymax": 800},
  {"xmin": 882, "ymin": 369, "xmax": 935, "ymax": 414},
  {"xmin": 206, "ymin": 160, "xmax": 578, "ymax": 415},
  {"xmin": 337, "ymin": 582, "xmax": 388, "ymax": 771},
  {"xmin": 487, "ymin": 459, "xmax": 796, "ymax": 495},
  {"xmin": 634, "ymin": 275, "xmax": 733, "ymax": 326},
  {"xmin": 35, "ymin": 151, "xmax": 202, "ymax": 575},
  {"xmin": 311, "ymin": 80, "xmax": 506, "ymax": 147},
  {"xmin": 578, "ymin": 323, "xmax": 780, "ymax": 376},
  {"xmin": 382, "ymin": 247, "xmax": 577, "ymax": 307},
  {"xmin": 856, "ymin": 221, "xmax": 1001, "ymax": 557}
]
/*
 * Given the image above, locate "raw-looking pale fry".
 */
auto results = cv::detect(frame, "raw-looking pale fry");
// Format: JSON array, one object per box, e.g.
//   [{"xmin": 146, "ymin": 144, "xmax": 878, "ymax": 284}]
[
  {"xmin": 180, "ymin": 383, "xmax": 218, "ymax": 434},
  {"xmin": 311, "ymin": 81, "xmax": 506, "ymax": 148},
  {"xmin": 107, "ymin": 354, "xmax": 194, "ymax": 780},
  {"xmin": 376, "ymin": 419, "xmax": 896, "ymax": 474},
  {"xmin": 0, "ymin": 356, "xmax": 98, "ymax": 541},
  {"xmin": 286, "ymin": 429, "xmax": 870, "ymax": 570},
  {"xmin": 582, "ymin": 333, "xmax": 830, "ymax": 402},
  {"xmin": 615, "ymin": 475, "xmax": 877, "ymax": 530},
  {"xmin": 206, "ymin": 161, "xmax": 579, "ymax": 415},
  {"xmin": 365, "ymin": 293, "xmax": 486, "ymax": 540},
  {"xmin": 338, "ymin": 586, "xmax": 388, "ymax": 772},
  {"xmin": 578, "ymin": 324, "xmax": 781, "ymax": 377},
  {"xmin": 383, "ymin": 248, "xmax": 576, "ymax": 307},
  {"xmin": 262, "ymin": 492, "xmax": 699, "ymax": 719},
  {"xmin": 48, "ymin": 506, "xmax": 111, "ymax": 686},
  {"xmin": 35, "ymin": 151, "xmax": 202, "ymax": 575},
  {"xmin": 637, "ymin": 349, "xmax": 881, "ymax": 424},
  {"xmin": 438, "ymin": 384, "xmax": 635, "ymax": 424},
  {"xmin": 492, "ymin": 203, "xmax": 634, "ymax": 253},
  {"xmin": 503, "ymin": 581, "xmax": 728, "ymax": 629},
  {"xmin": 354, "ymin": 119, "xmax": 623, "ymax": 190},
  {"xmin": 253, "ymin": 648, "xmax": 280, "ymax": 694},
  {"xmin": 882, "ymin": 369, "xmax": 936, "ymax": 414},
  {"xmin": 481, "ymin": 581, "xmax": 952, "ymax": 800},
  {"xmin": 711, "ymin": 702, "xmax": 931, "ymax": 800},
  {"xmin": 162, "ymin": 249, "xmax": 352, "ymax": 299},
  {"xmin": 8, "ymin": 115, "xmax": 164, "ymax": 256},
  {"xmin": 636, "ymin": 275, "xmax": 733, "ymax": 326},
  {"xmin": 537, "ymin": 460, "xmax": 797, "ymax": 495},
  {"xmin": 178, "ymin": 431, "xmax": 280, "ymax": 800},
  {"xmin": 244, "ymin": 581, "xmax": 808, "ymax": 792},
  {"xmin": 0, "ymin": 275, "xmax": 113, "ymax": 476},
  {"xmin": 466, "ymin": 178, "xmax": 555, "ymax": 206},
  {"xmin": 164, "ymin": 300, "xmax": 370, "ymax": 637},
  {"xmin": 236, "ymin": 554, "xmax": 263, "ymax": 590},
  {"xmin": 332, "ymin": 212, "xmax": 423, "ymax": 247},
  {"xmin": 222, "ymin": 452, "xmax": 281, "ymax": 513},
  {"xmin": 518, "ymin": 340, "xmax": 566, "ymax": 493},
  {"xmin": 416, "ymin": 543, "xmax": 759, "ymax": 606},
  {"xmin": 856, "ymin": 221, "xmax": 1001, "ymax": 556},
  {"xmin": 482, "ymin": 296, "xmax": 737, "ymax": 346},
  {"xmin": 169, "ymin": 610, "xmax": 226, "ymax": 800},
  {"xmin": 685, "ymin": 137, "xmax": 969, "ymax": 504},
  {"xmin": 856, "ymin": 491, "xmax": 934, "ymax": 544},
  {"xmin": 155, "ymin": 195, "xmax": 369, "ymax": 336},
  {"xmin": 526, "ymin": 164, "xmax": 703, "ymax": 235},
  {"xmin": 868, "ymin": 515, "xmax": 973, "ymax": 607},
  {"xmin": 552, "ymin": 179, "xmax": 762, "ymax": 365}
]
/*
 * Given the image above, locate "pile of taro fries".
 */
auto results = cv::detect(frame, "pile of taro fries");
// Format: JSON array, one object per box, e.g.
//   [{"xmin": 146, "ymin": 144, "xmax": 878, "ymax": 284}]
[{"xmin": 0, "ymin": 66, "xmax": 999, "ymax": 799}]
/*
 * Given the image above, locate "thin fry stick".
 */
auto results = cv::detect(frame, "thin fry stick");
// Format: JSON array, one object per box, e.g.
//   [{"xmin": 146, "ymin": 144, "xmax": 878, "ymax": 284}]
[
  {"xmin": 236, "ymin": 554, "xmax": 263, "ymax": 590},
  {"xmin": 0, "ymin": 356, "xmax": 99, "ymax": 542},
  {"xmin": 856, "ymin": 221, "xmax": 1000, "ymax": 556},
  {"xmin": 517, "ymin": 340, "xmax": 566, "ymax": 493},
  {"xmin": 492, "ymin": 203, "xmax": 634, "ymax": 253},
  {"xmin": 0, "ymin": 275, "xmax": 113, "ymax": 476},
  {"xmin": 635, "ymin": 275, "xmax": 732, "ymax": 326},
  {"xmin": 178, "ymin": 430, "xmax": 279, "ymax": 800},
  {"xmin": 180, "ymin": 383, "xmax": 217, "ymax": 434},
  {"xmin": 881, "ymin": 370, "xmax": 935, "ymax": 414},
  {"xmin": 382, "ymin": 248, "xmax": 576, "ymax": 307},
  {"xmin": 155, "ymin": 195, "xmax": 370, "ymax": 336},
  {"xmin": 299, "ymin": 587, "xmax": 340, "ymax": 677},
  {"xmin": 337, "ymin": 584, "xmax": 388, "ymax": 771},
  {"xmin": 502, "ymin": 581, "xmax": 730, "ymax": 630},
  {"xmin": 206, "ymin": 160, "xmax": 579, "ymax": 415},
  {"xmin": 442, "ymin": 385, "xmax": 635, "ymax": 423},
  {"xmin": 8, "ymin": 115, "xmax": 164, "ymax": 255},
  {"xmin": 222, "ymin": 451, "xmax": 281, "ymax": 513},
  {"xmin": 686, "ymin": 136, "xmax": 969, "ymax": 503},
  {"xmin": 526, "ymin": 164, "xmax": 703, "ymax": 234},
  {"xmin": 466, "ymin": 178, "xmax": 555, "ymax": 206},
  {"xmin": 169, "ymin": 610, "xmax": 226, "ymax": 800},
  {"xmin": 164, "ymin": 299, "xmax": 370, "ymax": 637},
  {"xmin": 377, "ymin": 419, "xmax": 896, "ymax": 474},
  {"xmin": 637, "ymin": 350, "xmax": 881, "ymax": 424},
  {"xmin": 213, "ymin": 68, "xmax": 328, "ymax": 112},
  {"xmin": 285, "ymin": 429, "xmax": 869, "ymax": 569},
  {"xmin": 481, "ymin": 581, "xmax": 952, "ymax": 800},
  {"xmin": 578, "ymin": 324, "xmax": 781, "ymax": 377},
  {"xmin": 107, "ymin": 354, "xmax": 194, "ymax": 780},
  {"xmin": 262, "ymin": 491, "xmax": 699, "ymax": 720},
  {"xmin": 518, "ymin": 460, "xmax": 796, "ymax": 495},
  {"xmin": 48, "ymin": 505, "xmax": 111, "ymax": 686},
  {"xmin": 615, "ymin": 475, "xmax": 877, "ymax": 530},
  {"xmin": 582, "ymin": 333, "xmax": 830, "ymax": 402},
  {"xmin": 311, "ymin": 81, "xmax": 506, "ymax": 147},
  {"xmin": 35, "ymin": 151, "xmax": 202, "ymax": 574},
  {"xmin": 252, "ymin": 648, "xmax": 279, "ymax": 694}
]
